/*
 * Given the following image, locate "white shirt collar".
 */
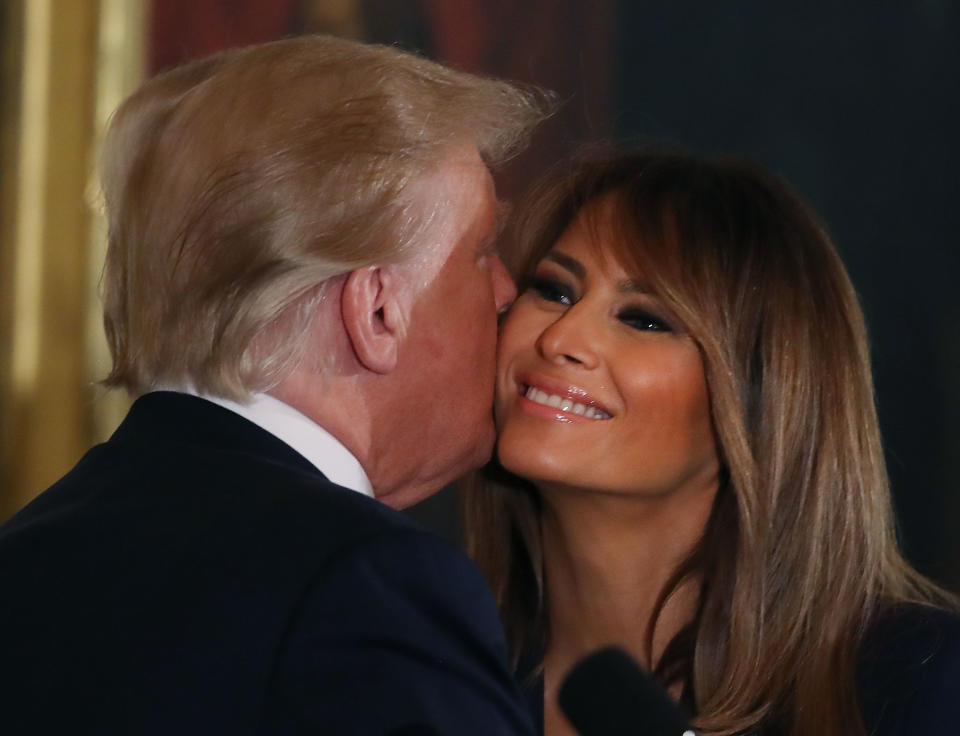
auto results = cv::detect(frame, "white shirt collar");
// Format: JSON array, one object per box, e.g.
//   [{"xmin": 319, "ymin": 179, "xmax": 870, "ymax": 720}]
[{"xmin": 156, "ymin": 388, "xmax": 374, "ymax": 498}]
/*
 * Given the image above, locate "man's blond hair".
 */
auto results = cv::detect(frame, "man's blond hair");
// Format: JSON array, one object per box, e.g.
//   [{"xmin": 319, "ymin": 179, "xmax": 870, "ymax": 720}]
[{"xmin": 100, "ymin": 35, "xmax": 548, "ymax": 399}]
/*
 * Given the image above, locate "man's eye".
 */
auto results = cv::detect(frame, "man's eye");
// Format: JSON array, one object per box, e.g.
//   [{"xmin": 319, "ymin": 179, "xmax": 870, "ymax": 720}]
[
  {"xmin": 527, "ymin": 277, "xmax": 574, "ymax": 305},
  {"xmin": 618, "ymin": 308, "xmax": 672, "ymax": 332}
]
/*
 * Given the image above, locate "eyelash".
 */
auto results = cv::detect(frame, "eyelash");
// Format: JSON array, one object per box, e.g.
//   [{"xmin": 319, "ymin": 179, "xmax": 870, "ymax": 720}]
[
  {"xmin": 526, "ymin": 276, "xmax": 672, "ymax": 333},
  {"xmin": 617, "ymin": 308, "xmax": 671, "ymax": 333},
  {"xmin": 528, "ymin": 276, "xmax": 574, "ymax": 305}
]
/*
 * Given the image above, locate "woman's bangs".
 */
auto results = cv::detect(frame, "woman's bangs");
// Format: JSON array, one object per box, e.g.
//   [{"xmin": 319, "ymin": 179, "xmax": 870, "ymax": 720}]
[{"xmin": 587, "ymin": 189, "xmax": 698, "ymax": 333}]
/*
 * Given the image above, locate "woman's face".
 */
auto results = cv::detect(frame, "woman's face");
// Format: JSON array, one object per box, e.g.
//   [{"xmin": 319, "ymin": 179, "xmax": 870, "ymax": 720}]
[{"xmin": 495, "ymin": 203, "xmax": 720, "ymax": 499}]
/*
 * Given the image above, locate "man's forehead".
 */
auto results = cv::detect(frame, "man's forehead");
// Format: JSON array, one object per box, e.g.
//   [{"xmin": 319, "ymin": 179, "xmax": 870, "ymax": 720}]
[
  {"xmin": 438, "ymin": 141, "xmax": 485, "ymax": 167},
  {"xmin": 415, "ymin": 144, "xmax": 491, "ymax": 198}
]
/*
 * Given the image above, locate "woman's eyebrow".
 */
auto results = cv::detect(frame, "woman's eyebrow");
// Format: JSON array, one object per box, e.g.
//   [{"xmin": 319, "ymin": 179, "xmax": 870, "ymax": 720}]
[
  {"xmin": 543, "ymin": 251, "xmax": 585, "ymax": 279},
  {"xmin": 544, "ymin": 252, "xmax": 652, "ymax": 294},
  {"xmin": 618, "ymin": 278, "xmax": 651, "ymax": 294}
]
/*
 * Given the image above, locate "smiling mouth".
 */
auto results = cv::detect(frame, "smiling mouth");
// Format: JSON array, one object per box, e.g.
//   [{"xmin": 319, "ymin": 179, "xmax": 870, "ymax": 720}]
[{"xmin": 521, "ymin": 384, "xmax": 612, "ymax": 420}]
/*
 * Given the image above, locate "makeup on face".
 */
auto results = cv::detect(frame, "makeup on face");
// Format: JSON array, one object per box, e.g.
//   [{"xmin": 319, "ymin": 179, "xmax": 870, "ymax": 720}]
[{"xmin": 495, "ymin": 202, "xmax": 719, "ymax": 500}]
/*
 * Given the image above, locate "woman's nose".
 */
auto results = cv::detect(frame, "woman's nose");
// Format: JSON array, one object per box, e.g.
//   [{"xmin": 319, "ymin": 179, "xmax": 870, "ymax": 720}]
[{"xmin": 535, "ymin": 305, "xmax": 599, "ymax": 369}]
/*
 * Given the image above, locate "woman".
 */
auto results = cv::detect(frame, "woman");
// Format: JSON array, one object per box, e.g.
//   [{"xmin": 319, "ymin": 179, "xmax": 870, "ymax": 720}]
[{"xmin": 464, "ymin": 149, "xmax": 960, "ymax": 736}]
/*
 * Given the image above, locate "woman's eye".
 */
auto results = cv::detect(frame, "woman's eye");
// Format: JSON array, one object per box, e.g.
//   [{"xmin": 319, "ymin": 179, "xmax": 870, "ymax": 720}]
[
  {"xmin": 527, "ymin": 276, "xmax": 574, "ymax": 305},
  {"xmin": 618, "ymin": 308, "xmax": 672, "ymax": 332}
]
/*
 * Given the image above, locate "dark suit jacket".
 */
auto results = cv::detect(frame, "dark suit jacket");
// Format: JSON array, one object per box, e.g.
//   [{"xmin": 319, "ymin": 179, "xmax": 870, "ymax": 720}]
[
  {"xmin": 519, "ymin": 603, "xmax": 960, "ymax": 735},
  {"xmin": 0, "ymin": 392, "xmax": 535, "ymax": 735},
  {"xmin": 856, "ymin": 602, "xmax": 960, "ymax": 735}
]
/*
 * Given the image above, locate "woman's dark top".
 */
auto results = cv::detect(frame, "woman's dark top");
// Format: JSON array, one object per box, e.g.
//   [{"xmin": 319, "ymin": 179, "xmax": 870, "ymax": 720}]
[{"xmin": 518, "ymin": 603, "xmax": 960, "ymax": 735}]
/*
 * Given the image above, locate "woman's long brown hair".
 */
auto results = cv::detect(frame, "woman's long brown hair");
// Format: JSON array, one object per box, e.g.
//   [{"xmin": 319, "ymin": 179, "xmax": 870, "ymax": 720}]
[{"xmin": 463, "ymin": 148, "xmax": 958, "ymax": 735}]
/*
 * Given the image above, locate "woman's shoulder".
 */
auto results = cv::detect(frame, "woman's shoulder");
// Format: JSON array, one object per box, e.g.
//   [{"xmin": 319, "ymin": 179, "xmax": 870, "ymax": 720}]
[{"xmin": 857, "ymin": 601, "xmax": 960, "ymax": 735}]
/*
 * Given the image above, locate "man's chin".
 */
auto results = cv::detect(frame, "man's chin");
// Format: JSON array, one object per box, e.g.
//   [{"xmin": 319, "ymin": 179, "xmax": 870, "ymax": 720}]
[
  {"xmin": 374, "ymin": 431, "xmax": 495, "ymax": 510},
  {"xmin": 436, "ymin": 430, "xmax": 498, "ymax": 492},
  {"xmin": 466, "ymin": 425, "xmax": 497, "ymax": 468}
]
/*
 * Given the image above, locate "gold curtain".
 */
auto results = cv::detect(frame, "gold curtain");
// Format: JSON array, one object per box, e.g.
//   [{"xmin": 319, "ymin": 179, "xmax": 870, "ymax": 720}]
[{"xmin": 0, "ymin": 0, "xmax": 145, "ymax": 521}]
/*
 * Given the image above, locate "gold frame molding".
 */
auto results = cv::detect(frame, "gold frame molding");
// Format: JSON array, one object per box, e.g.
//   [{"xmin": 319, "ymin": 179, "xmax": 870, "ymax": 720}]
[
  {"xmin": 0, "ymin": 0, "xmax": 145, "ymax": 519},
  {"xmin": 87, "ymin": 0, "xmax": 146, "ymax": 442}
]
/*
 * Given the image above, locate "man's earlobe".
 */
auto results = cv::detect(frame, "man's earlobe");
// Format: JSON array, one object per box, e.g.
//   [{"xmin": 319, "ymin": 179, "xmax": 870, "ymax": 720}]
[{"xmin": 341, "ymin": 266, "xmax": 402, "ymax": 374}]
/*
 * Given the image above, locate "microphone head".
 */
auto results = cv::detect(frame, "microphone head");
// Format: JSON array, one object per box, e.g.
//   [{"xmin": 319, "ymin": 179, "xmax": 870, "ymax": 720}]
[{"xmin": 558, "ymin": 647, "xmax": 694, "ymax": 736}]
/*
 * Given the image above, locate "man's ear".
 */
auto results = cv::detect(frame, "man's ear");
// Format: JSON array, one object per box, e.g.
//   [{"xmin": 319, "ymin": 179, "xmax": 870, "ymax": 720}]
[{"xmin": 340, "ymin": 266, "xmax": 406, "ymax": 374}]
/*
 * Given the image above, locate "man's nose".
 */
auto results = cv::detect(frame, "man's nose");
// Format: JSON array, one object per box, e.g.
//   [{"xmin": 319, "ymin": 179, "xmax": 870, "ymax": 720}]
[{"xmin": 491, "ymin": 255, "xmax": 517, "ymax": 313}]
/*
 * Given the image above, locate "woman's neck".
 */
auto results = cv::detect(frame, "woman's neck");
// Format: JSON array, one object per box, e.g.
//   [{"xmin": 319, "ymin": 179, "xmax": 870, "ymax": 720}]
[{"xmin": 538, "ymin": 480, "xmax": 716, "ymax": 716}]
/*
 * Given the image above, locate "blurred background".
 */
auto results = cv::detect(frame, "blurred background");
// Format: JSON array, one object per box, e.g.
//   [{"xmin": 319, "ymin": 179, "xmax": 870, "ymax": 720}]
[{"xmin": 1, "ymin": 0, "xmax": 957, "ymax": 589}]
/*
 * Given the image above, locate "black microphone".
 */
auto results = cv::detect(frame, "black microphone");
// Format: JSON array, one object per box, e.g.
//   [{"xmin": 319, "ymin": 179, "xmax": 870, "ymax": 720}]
[{"xmin": 558, "ymin": 647, "xmax": 695, "ymax": 736}]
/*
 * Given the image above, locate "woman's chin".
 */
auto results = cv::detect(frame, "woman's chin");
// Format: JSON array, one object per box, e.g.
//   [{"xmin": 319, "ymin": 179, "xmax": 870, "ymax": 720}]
[{"xmin": 496, "ymin": 433, "xmax": 568, "ymax": 488}]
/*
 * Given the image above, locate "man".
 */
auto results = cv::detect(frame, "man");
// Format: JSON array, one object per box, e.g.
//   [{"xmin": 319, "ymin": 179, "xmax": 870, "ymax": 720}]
[{"xmin": 0, "ymin": 36, "xmax": 547, "ymax": 734}]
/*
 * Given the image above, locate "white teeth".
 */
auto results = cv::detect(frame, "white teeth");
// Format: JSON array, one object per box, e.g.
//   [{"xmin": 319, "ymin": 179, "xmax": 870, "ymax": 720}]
[{"xmin": 523, "ymin": 386, "xmax": 610, "ymax": 419}]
